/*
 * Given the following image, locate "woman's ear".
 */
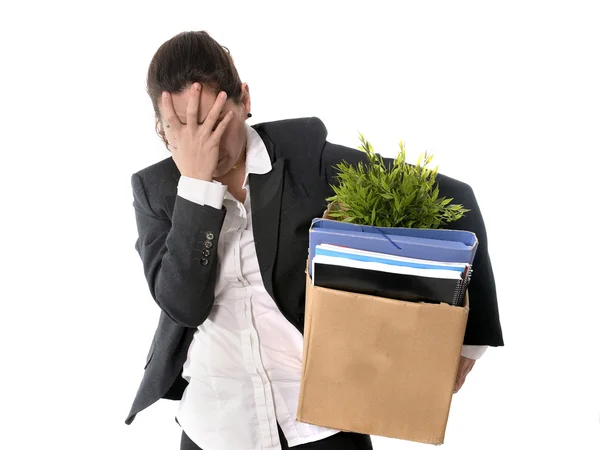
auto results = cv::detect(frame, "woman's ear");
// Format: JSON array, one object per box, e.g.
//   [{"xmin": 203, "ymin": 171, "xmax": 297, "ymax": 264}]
[{"xmin": 241, "ymin": 82, "xmax": 251, "ymax": 116}]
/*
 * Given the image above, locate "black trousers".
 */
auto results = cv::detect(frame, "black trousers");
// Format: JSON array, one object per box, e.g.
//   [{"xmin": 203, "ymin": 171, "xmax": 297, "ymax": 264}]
[{"xmin": 180, "ymin": 423, "xmax": 373, "ymax": 450}]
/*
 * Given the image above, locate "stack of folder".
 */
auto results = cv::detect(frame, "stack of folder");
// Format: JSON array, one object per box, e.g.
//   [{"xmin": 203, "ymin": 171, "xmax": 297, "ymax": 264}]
[{"xmin": 308, "ymin": 218, "xmax": 479, "ymax": 307}]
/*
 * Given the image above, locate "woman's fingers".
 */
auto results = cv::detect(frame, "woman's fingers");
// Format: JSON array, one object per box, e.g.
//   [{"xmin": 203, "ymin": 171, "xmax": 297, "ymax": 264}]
[
  {"xmin": 161, "ymin": 91, "xmax": 182, "ymax": 132},
  {"xmin": 201, "ymin": 91, "xmax": 228, "ymax": 136},
  {"xmin": 163, "ymin": 121, "xmax": 178, "ymax": 145},
  {"xmin": 209, "ymin": 110, "xmax": 233, "ymax": 144},
  {"xmin": 186, "ymin": 83, "xmax": 201, "ymax": 130}
]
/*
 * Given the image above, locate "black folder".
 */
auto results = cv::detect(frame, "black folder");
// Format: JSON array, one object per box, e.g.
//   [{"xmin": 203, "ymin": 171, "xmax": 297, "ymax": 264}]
[{"xmin": 313, "ymin": 262, "xmax": 466, "ymax": 306}]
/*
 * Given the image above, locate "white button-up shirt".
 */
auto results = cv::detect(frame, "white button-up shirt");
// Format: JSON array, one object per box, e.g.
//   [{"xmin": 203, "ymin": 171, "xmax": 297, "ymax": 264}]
[{"xmin": 174, "ymin": 123, "xmax": 487, "ymax": 450}]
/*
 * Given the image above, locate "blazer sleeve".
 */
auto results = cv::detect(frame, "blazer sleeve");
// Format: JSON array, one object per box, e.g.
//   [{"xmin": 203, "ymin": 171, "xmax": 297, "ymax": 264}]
[
  {"xmin": 130, "ymin": 172, "xmax": 227, "ymax": 328},
  {"xmin": 307, "ymin": 116, "xmax": 504, "ymax": 347},
  {"xmin": 435, "ymin": 176, "xmax": 504, "ymax": 346}
]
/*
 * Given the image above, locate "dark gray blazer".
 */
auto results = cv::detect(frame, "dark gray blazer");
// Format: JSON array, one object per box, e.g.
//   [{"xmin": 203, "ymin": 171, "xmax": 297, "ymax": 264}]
[{"xmin": 125, "ymin": 117, "xmax": 504, "ymax": 425}]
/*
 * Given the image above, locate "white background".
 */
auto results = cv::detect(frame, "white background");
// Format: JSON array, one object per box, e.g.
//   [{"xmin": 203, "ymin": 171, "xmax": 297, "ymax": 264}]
[{"xmin": 1, "ymin": 1, "xmax": 599, "ymax": 449}]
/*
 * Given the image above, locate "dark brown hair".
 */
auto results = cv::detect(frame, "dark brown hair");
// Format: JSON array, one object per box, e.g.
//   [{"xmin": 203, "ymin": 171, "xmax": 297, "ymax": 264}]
[{"xmin": 146, "ymin": 31, "xmax": 243, "ymax": 150}]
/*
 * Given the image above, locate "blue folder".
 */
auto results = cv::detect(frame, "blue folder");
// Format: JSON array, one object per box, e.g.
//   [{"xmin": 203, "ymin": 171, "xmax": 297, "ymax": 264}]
[{"xmin": 308, "ymin": 218, "xmax": 478, "ymax": 278}]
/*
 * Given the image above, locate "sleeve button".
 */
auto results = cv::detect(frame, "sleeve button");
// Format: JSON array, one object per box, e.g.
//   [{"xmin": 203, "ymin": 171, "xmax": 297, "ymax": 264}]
[
  {"xmin": 204, "ymin": 241, "xmax": 213, "ymax": 249},
  {"xmin": 200, "ymin": 258, "xmax": 209, "ymax": 266},
  {"xmin": 205, "ymin": 232, "xmax": 215, "ymax": 240},
  {"xmin": 202, "ymin": 249, "xmax": 211, "ymax": 257}
]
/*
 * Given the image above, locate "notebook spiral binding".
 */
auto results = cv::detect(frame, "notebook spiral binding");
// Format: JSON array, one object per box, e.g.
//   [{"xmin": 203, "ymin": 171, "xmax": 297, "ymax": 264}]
[
  {"xmin": 452, "ymin": 266, "xmax": 473, "ymax": 307},
  {"xmin": 452, "ymin": 280, "xmax": 462, "ymax": 307}
]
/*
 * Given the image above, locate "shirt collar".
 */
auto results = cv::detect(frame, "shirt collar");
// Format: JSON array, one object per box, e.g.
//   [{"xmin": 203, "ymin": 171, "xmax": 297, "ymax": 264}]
[{"xmin": 242, "ymin": 121, "xmax": 272, "ymax": 188}]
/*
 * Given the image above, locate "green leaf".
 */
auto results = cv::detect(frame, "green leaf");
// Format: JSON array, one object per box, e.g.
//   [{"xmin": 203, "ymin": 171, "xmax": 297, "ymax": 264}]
[{"xmin": 326, "ymin": 135, "xmax": 469, "ymax": 228}]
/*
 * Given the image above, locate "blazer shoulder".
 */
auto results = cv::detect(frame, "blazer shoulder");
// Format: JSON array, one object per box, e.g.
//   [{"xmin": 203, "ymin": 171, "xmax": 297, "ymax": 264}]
[
  {"xmin": 253, "ymin": 116, "xmax": 328, "ymax": 162},
  {"xmin": 130, "ymin": 156, "xmax": 177, "ymax": 216},
  {"xmin": 133, "ymin": 155, "xmax": 176, "ymax": 181},
  {"xmin": 253, "ymin": 116, "xmax": 310, "ymax": 132},
  {"xmin": 434, "ymin": 171, "xmax": 474, "ymax": 198},
  {"xmin": 132, "ymin": 156, "xmax": 177, "ymax": 197}
]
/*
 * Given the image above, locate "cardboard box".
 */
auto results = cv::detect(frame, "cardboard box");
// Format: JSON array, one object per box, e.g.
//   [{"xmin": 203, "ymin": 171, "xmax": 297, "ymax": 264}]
[{"xmin": 297, "ymin": 270, "xmax": 469, "ymax": 445}]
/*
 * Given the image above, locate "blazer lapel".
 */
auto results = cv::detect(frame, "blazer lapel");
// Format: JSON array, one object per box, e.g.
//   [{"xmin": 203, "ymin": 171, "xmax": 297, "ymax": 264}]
[{"xmin": 249, "ymin": 157, "xmax": 284, "ymax": 301}]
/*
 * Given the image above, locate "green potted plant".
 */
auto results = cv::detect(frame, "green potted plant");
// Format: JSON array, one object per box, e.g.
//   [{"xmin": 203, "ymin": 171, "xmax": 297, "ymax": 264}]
[{"xmin": 325, "ymin": 134, "xmax": 469, "ymax": 228}]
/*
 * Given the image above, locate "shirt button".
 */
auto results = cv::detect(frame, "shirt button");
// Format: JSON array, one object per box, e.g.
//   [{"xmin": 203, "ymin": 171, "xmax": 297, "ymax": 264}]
[
  {"xmin": 200, "ymin": 258, "xmax": 209, "ymax": 266},
  {"xmin": 205, "ymin": 232, "xmax": 215, "ymax": 240},
  {"xmin": 204, "ymin": 241, "xmax": 213, "ymax": 249},
  {"xmin": 202, "ymin": 249, "xmax": 211, "ymax": 257}
]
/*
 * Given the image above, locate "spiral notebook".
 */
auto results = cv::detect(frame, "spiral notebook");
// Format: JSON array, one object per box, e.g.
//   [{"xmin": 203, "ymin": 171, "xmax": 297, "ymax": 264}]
[{"xmin": 312, "ymin": 247, "xmax": 471, "ymax": 306}]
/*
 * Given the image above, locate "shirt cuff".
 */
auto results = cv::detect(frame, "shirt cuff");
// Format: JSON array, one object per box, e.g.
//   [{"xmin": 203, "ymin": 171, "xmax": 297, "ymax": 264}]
[
  {"xmin": 460, "ymin": 345, "xmax": 488, "ymax": 360},
  {"xmin": 177, "ymin": 176, "xmax": 227, "ymax": 210}
]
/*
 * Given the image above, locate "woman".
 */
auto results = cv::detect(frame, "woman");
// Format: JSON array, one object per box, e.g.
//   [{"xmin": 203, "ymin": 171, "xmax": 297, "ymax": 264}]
[{"xmin": 126, "ymin": 31, "xmax": 503, "ymax": 450}]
